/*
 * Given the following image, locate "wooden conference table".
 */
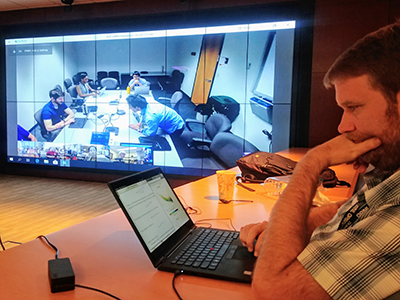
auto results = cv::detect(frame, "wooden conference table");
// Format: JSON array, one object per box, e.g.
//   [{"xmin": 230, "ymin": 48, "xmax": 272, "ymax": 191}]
[{"xmin": 0, "ymin": 148, "xmax": 358, "ymax": 300}]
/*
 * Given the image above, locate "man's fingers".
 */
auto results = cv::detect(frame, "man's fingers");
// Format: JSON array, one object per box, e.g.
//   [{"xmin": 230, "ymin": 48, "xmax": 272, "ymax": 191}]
[
  {"xmin": 355, "ymin": 137, "xmax": 381, "ymax": 155},
  {"xmin": 239, "ymin": 221, "xmax": 268, "ymax": 253}
]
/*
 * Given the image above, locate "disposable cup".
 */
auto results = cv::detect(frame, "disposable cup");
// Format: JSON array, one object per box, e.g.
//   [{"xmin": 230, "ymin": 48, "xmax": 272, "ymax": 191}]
[{"xmin": 216, "ymin": 170, "xmax": 237, "ymax": 203}]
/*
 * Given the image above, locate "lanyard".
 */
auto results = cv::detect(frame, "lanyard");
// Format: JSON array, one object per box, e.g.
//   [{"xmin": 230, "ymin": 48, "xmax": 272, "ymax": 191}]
[{"xmin": 338, "ymin": 193, "xmax": 369, "ymax": 230}]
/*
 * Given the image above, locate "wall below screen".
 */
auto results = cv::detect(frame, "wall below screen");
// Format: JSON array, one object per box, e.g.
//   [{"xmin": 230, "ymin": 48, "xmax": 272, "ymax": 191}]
[{"xmin": 4, "ymin": 164, "xmax": 193, "ymax": 188}]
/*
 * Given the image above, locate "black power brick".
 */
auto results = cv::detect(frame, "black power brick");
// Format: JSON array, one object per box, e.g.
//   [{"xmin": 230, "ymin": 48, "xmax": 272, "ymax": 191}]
[{"xmin": 48, "ymin": 258, "xmax": 75, "ymax": 293}]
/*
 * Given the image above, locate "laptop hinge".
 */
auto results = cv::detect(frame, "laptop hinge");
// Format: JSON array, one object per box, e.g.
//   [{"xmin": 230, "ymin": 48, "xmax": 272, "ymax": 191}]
[{"xmin": 158, "ymin": 227, "xmax": 196, "ymax": 265}]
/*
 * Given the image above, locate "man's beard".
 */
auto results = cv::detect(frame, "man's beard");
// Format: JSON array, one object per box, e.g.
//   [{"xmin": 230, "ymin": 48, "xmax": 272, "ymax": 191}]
[{"xmin": 347, "ymin": 105, "xmax": 400, "ymax": 172}]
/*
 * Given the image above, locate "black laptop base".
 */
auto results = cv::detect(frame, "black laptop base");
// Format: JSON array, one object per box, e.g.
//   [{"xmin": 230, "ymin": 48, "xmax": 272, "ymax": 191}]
[{"xmin": 159, "ymin": 227, "xmax": 256, "ymax": 283}]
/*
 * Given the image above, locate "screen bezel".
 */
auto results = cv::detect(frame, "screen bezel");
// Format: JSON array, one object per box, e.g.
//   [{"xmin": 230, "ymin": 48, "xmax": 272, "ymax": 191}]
[{"xmin": 0, "ymin": 3, "xmax": 314, "ymax": 180}]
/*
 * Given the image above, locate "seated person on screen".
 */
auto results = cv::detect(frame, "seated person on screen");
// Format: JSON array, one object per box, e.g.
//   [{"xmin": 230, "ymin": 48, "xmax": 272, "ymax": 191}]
[
  {"xmin": 126, "ymin": 94, "xmax": 184, "ymax": 138},
  {"xmin": 113, "ymin": 150, "xmax": 126, "ymax": 163},
  {"xmin": 85, "ymin": 146, "xmax": 97, "ymax": 162},
  {"xmin": 128, "ymin": 71, "xmax": 150, "ymax": 90},
  {"xmin": 239, "ymin": 21, "xmax": 400, "ymax": 300},
  {"xmin": 42, "ymin": 88, "xmax": 75, "ymax": 132},
  {"xmin": 17, "ymin": 124, "xmax": 37, "ymax": 141},
  {"xmin": 76, "ymin": 74, "xmax": 98, "ymax": 99}
]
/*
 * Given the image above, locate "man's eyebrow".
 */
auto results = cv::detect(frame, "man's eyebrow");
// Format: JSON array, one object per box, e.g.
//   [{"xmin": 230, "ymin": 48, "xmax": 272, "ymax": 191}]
[{"xmin": 337, "ymin": 100, "xmax": 360, "ymax": 108}]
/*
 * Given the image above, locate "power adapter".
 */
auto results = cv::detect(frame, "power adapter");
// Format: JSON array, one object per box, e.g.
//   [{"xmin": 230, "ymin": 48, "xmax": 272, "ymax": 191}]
[{"xmin": 48, "ymin": 258, "xmax": 75, "ymax": 293}]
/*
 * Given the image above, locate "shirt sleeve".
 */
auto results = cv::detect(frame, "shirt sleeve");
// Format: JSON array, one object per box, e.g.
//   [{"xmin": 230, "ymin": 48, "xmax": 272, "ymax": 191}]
[
  {"xmin": 141, "ymin": 109, "xmax": 159, "ymax": 136},
  {"xmin": 41, "ymin": 107, "xmax": 52, "ymax": 120},
  {"xmin": 17, "ymin": 125, "xmax": 30, "ymax": 140},
  {"xmin": 298, "ymin": 205, "xmax": 400, "ymax": 300}
]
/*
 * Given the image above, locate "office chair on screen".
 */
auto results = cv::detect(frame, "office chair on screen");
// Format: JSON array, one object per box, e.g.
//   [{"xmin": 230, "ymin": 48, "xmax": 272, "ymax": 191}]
[
  {"xmin": 67, "ymin": 85, "xmax": 78, "ymax": 98},
  {"xmin": 120, "ymin": 73, "xmax": 131, "ymax": 88},
  {"xmin": 101, "ymin": 77, "xmax": 119, "ymax": 90},
  {"xmin": 64, "ymin": 78, "xmax": 73, "ymax": 91},
  {"xmin": 96, "ymin": 71, "xmax": 108, "ymax": 86},
  {"xmin": 34, "ymin": 109, "xmax": 60, "ymax": 142},
  {"xmin": 181, "ymin": 132, "xmax": 259, "ymax": 169},
  {"xmin": 158, "ymin": 91, "xmax": 183, "ymax": 111},
  {"xmin": 66, "ymin": 85, "xmax": 85, "ymax": 110},
  {"xmin": 180, "ymin": 113, "xmax": 232, "ymax": 150},
  {"xmin": 158, "ymin": 70, "xmax": 184, "ymax": 93},
  {"xmin": 108, "ymin": 71, "xmax": 120, "ymax": 86}
]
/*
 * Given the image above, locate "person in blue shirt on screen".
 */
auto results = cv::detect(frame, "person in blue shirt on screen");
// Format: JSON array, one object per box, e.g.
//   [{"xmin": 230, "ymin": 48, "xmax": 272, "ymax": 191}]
[
  {"xmin": 128, "ymin": 71, "xmax": 150, "ymax": 90},
  {"xmin": 42, "ymin": 88, "xmax": 75, "ymax": 132},
  {"xmin": 126, "ymin": 94, "xmax": 184, "ymax": 137},
  {"xmin": 17, "ymin": 125, "xmax": 37, "ymax": 141}
]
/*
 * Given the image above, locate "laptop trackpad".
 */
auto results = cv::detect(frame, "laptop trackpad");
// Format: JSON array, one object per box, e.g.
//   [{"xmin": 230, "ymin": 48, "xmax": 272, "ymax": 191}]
[{"xmin": 226, "ymin": 245, "xmax": 254, "ymax": 260}]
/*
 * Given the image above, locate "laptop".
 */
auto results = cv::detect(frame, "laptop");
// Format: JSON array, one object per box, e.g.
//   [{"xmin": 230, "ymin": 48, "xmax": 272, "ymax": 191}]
[
  {"xmin": 90, "ymin": 131, "xmax": 110, "ymax": 145},
  {"xmin": 107, "ymin": 167, "xmax": 256, "ymax": 283},
  {"xmin": 97, "ymin": 86, "xmax": 107, "ymax": 96},
  {"xmin": 134, "ymin": 85, "xmax": 150, "ymax": 95},
  {"xmin": 69, "ymin": 117, "xmax": 87, "ymax": 129}
]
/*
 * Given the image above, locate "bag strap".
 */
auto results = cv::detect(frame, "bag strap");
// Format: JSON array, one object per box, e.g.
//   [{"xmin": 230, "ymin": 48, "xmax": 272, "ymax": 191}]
[
  {"xmin": 337, "ymin": 180, "xmax": 351, "ymax": 187},
  {"xmin": 235, "ymin": 176, "xmax": 256, "ymax": 191}
]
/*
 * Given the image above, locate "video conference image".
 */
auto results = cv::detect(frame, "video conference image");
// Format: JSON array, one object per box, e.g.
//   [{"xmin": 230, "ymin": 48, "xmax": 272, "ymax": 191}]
[{"xmin": 6, "ymin": 20, "xmax": 296, "ymax": 176}]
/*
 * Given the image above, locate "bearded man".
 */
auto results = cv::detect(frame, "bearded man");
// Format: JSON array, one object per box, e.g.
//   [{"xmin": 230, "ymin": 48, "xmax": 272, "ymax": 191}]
[{"xmin": 240, "ymin": 21, "xmax": 400, "ymax": 300}]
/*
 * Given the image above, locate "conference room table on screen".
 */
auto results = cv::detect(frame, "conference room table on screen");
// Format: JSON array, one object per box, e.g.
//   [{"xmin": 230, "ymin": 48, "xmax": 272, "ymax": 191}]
[
  {"xmin": 54, "ymin": 90, "xmax": 182, "ymax": 167},
  {"xmin": 0, "ymin": 149, "xmax": 358, "ymax": 299}
]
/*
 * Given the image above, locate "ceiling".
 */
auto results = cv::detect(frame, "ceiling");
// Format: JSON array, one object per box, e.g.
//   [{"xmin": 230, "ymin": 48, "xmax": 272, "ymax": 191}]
[{"xmin": 0, "ymin": 0, "xmax": 123, "ymax": 12}]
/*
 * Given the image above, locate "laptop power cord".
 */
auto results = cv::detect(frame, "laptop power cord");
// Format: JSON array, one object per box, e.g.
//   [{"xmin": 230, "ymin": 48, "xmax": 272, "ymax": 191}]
[
  {"xmin": 37, "ymin": 235, "xmax": 121, "ymax": 299},
  {"xmin": 173, "ymin": 270, "xmax": 185, "ymax": 300}
]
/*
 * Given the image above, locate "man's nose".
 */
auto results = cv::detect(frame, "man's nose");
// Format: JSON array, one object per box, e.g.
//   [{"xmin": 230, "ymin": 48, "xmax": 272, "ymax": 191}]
[{"xmin": 337, "ymin": 112, "xmax": 355, "ymax": 134}]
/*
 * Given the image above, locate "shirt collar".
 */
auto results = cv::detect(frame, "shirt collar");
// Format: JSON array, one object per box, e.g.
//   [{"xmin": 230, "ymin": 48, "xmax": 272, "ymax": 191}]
[{"xmin": 361, "ymin": 168, "xmax": 400, "ymax": 209}]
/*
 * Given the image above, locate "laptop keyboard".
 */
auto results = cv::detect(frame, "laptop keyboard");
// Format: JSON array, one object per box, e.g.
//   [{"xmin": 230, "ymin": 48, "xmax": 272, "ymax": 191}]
[
  {"xmin": 69, "ymin": 118, "xmax": 87, "ymax": 128},
  {"xmin": 170, "ymin": 228, "xmax": 239, "ymax": 270}
]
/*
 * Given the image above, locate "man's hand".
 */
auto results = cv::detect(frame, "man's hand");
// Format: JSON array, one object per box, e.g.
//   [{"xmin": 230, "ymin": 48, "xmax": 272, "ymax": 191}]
[
  {"xmin": 240, "ymin": 221, "xmax": 267, "ymax": 257},
  {"xmin": 129, "ymin": 123, "xmax": 141, "ymax": 131},
  {"xmin": 306, "ymin": 134, "xmax": 381, "ymax": 172},
  {"xmin": 64, "ymin": 118, "xmax": 75, "ymax": 126}
]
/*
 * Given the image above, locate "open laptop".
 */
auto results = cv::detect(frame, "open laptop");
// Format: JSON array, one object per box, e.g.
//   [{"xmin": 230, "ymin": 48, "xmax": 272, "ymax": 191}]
[
  {"xmin": 108, "ymin": 167, "xmax": 256, "ymax": 283},
  {"xmin": 134, "ymin": 85, "xmax": 150, "ymax": 95},
  {"xmin": 97, "ymin": 86, "xmax": 107, "ymax": 96},
  {"xmin": 90, "ymin": 131, "xmax": 110, "ymax": 145},
  {"xmin": 69, "ymin": 104, "xmax": 91, "ymax": 129},
  {"xmin": 69, "ymin": 117, "xmax": 87, "ymax": 128}
]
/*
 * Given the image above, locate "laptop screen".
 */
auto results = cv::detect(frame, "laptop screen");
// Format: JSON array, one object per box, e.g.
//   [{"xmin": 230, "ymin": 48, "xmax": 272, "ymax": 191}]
[{"xmin": 114, "ymin": 171, "xmax": 190, "ymax": 252}]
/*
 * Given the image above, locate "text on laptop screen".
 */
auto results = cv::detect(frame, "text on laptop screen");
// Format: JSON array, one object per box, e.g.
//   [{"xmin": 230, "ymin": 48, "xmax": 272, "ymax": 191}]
[{"xmin": 115, "ymin": 173, "xmax": 189, "ymax": 252}]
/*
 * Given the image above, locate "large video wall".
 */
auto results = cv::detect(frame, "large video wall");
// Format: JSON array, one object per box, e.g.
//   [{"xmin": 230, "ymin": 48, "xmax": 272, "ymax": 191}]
[{"xmin": 4, "ymin": 14, "xmax": 299, "ymax": 177}]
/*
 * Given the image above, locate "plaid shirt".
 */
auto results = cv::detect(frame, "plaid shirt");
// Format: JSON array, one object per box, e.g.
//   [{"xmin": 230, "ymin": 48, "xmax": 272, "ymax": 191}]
[{"xmin": 298, "ymin": 168, "xmax": 400, "ymax": 300}]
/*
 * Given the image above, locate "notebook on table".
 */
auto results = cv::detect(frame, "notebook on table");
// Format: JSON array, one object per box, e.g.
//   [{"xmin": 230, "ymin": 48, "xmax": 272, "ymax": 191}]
[{"xmin": 107, "ymin": 167, "xmax": 256, "ymax": 283}]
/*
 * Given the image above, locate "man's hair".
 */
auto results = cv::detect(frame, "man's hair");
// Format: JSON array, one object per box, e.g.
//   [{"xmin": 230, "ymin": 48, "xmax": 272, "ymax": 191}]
[
  {"xmin": 132, "ymin": 71, "xmax": 141, "ymax": 77},
  {"xmin": 49, "ymin": 88, "xmax": 64, "ymax": 100},
  {"xmin": 324, "ymin": 21, "xmax": 400, "ymax": 103},
  {"xmin": 126, "ymin": 94, "xmax": 148, "ymax": 109}
]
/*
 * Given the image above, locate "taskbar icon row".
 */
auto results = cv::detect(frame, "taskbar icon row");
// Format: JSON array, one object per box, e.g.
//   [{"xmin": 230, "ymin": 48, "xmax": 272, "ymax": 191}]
[{"xmin": 8, "ymin": 156, "xmax": 70, "ymax": 167}]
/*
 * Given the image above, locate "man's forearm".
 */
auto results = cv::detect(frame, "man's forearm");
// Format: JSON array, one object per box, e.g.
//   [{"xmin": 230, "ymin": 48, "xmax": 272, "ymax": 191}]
[
  {"xmin": 257, "ymin": 149, "xmax": 326, "ymax": 273},
  {"xmin": 251, "ymin": 135, "xmax": 381, "ymax": 299}
]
